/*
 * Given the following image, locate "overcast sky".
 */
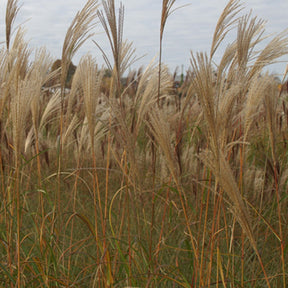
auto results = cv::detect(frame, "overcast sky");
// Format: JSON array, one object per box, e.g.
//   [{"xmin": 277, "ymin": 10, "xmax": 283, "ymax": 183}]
[{"xmin": 1, "ymin": 0, "xmax": 288, "ymax": 76}]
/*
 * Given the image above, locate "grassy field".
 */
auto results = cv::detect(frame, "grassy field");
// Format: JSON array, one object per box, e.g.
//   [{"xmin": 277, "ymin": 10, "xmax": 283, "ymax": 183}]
[{"xmin": 1, "ymin": 0, "xmax": 288, "ymax": 287}]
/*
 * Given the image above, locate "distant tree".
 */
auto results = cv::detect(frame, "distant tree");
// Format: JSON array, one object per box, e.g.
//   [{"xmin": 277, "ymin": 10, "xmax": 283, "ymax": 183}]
[
  {"xmin": 66, "ymin": 62, "xmax": 76, "ymax": 88},
  {"xmin": 49, "ymin": 59, "xmax": 76, "ymax": 88},
  {"xmin": 51, "ymin": 59, "xmax": 62, "ymax": 72},
  {"xmin": 104, "ymin": 68, "xmax": 112, "ymax": 78}
]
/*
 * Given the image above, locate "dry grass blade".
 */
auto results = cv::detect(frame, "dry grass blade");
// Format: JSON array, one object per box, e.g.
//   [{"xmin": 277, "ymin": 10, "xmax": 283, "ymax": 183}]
[
  {"xmin": 39, "ymin": 90, "xmax": 61, "ymax": 130},
  {"xmin": 217, "ymin": 13, "xmax": 265, "ymax": 90},
  {"xmin": 6, "ymin": 28, "xmax": 30, "ymax": 158},
  {"xmin": 249, "ymin": 29, "xmax": 288, "ymax": 80},
  {"xmin": 0, "ymin": 48, "xmax": 10, "ymax": 119},
  {"xmin": 79, "ymin": 55, "xmax": 104, "ymax": 143},
  {"xmin": 216, "ymin": 41, "xmax": 237, "ymax": 79},
  {"xmin": 263, "ymin": 77, "xmax": 278, "ymax": 167},
  {"xmin": 62, "ymin": 114, "xmax": 80, "ymax": 148},
  {"xmin": 236, "ymin": 13, "xmax": 266, "ymax": 74},
  {"xmin": 5, "ymin": 0, "xmax": 21, "ymax": 50},
  {"xmin": 107, "ymin": 60, "xmax": 168, "ymax": 185},
  {"xmin": 158, "ymin": 0, "xmax": 177, "ymax": 105},
  {"xmin": 29, "ymin": 49, "xmax": 53, "ymax": 130},
  {"xmin": 201, "ymin": 150, "xmax": 257, "ymax": 251},
  {"xmin": 146, "ymin": 106, "xmax": 180, "ymax": 185},
  {"xmin": 243, "ymin": 74, "xmax": 269, "ymax": 141},
  {"xmin": 191, "ymin": 28, "xmax": 259, "ymax": 267},
  {"xmin": 190, "ymin": 52, "xmax": 218, "ymax": 151},
  {"xmin": 32, "ymin": 48, "xmax": 54, "ymax": 84},
  {"xmin": 119, "ymin": 39, "xmax": 137, "ymax": 77},
  {"xmin": 97, "ymin": 0, "xmax": 124, "ymax": 75},
  {"xmin": 97, "ymin": 0, "xmax": 136, "ymax": 92},
  {"xmin": 160, "ymin": 0, "xmax": 176, "ymax": 41},
  {"xmin": 217, "ymin": 247, "xmax": 227, "ymax": 288},
  {"xmin": 61, "ymin": 0, "xmax": 99, "ymax": 91},
  {"xmin": 66, "ymin": 59, "xmax": 84, "ymax": 119},
  {"xmin": 10, "ymin": 77, "xmax": 33, "ymax": 163},
  {"xmin": 217, "ymin": 83, "xmax": 241, "ymax": 149},
  {"xmin": 98, "ymin": 0, "xmax": 123, "ymax": 59},
  {"xmin": 210, "ymin": 0, "xmax": 243, "ymax": 58},
  {"xmin": 160, "ymin": 0, "xmax": 189, "ymax": 43},
  {"xmin": 136, "ymin": 61, "xmax": 171, "ymax": 131},
  {"xmin": 9, "ymin": 27, "xmax": 30, "ymax": 81},
  {"xmin": 135, "ymin": 60, "xmax": 167, "ymax": 131},
  {"xmin": 77, "ymin": 117, "xmax": 90, "ymax": 156}
]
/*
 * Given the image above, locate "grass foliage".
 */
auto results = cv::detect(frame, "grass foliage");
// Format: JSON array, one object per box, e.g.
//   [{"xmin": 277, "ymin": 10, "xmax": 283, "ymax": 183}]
[{"xmin": 0, "ymin": 0, "xmax": 288, "ymax": 287}]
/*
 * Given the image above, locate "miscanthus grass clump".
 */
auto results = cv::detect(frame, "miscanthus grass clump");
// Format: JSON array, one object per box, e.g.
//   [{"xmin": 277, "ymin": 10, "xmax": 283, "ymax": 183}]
[{"xmin": 0, "ymin": 0, "xmax": 288, "ymax": 287}]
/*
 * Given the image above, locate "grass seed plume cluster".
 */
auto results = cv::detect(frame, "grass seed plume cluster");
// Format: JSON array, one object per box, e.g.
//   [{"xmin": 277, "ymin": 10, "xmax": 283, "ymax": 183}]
[{"xmin": 0, "ymin": 0, "xmax": 288, "ymax": 287}]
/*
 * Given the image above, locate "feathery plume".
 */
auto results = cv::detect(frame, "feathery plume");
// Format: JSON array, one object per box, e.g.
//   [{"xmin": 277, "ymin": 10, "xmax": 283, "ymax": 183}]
[
  {"xmin": 97, "ymin": 0, "xmax": 137, "ymax": 97},
  {"xmin": 5, "ymin": 0, "xmax": 21, "ymax": 50},
  {"xmin": 61, "ymin": 0, "xmax": 99, "ymax": 93},
  {"xmin": 210, "ymin": 0, "xmax": 242, "ymax": 58}
]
